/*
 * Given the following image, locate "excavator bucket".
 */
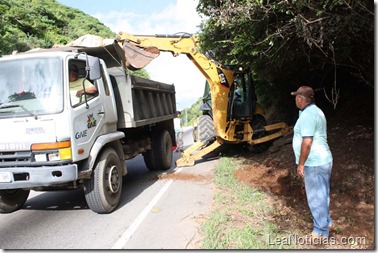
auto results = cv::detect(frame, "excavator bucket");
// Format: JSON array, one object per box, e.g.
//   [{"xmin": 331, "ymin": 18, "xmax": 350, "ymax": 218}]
[{"xmin": 122, "ymin": 41, "xmax": 160, "ymax": 70}]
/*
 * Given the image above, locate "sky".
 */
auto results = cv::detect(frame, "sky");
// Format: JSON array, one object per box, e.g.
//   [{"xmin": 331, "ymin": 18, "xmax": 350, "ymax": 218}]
[{"xmin": 57, "ymin": 0, "xmax": 206, "ymax": 110}]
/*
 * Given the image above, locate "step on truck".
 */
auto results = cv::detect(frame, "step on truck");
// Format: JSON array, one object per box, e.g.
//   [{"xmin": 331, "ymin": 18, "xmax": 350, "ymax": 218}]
[{"xmin": 0, "ymin": 41, "xmax": 176, "ymax": 214}]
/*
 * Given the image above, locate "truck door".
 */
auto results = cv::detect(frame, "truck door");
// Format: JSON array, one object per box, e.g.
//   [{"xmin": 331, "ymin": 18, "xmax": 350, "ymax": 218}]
[{"xmin": 69, "ymin": 58, "xmax": 117, "ymax": 162}]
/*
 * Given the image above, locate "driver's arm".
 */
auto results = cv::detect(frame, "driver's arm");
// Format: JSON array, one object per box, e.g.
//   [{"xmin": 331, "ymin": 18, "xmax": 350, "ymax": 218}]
[{"xmin": 75, "ymin": 80, "xmax": 98, "ymax": 97}]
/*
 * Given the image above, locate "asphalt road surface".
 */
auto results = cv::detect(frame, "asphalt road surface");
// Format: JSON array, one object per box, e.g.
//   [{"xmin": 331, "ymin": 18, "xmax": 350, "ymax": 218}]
[{"xmin": 0, "ymin": 126, "xmax": 217, "ymax": 250}]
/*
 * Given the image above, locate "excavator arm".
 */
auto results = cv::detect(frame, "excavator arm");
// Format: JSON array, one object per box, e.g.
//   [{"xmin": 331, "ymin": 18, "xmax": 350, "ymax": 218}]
[
  {"xmin": 116, "ymin": 32, "xmax": 292, "ymax": 167},
  {"xmin": 116, "ymin": 32, "xmax": 237, "ymax": 137}
]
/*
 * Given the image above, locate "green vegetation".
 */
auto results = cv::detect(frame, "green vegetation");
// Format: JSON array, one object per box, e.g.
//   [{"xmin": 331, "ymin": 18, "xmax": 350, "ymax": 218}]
[
  {"xmin": 179, "ymin": 97, "xmax": 203, "ymax": 127},
  {"xmin": 197, "ymin": 0, "xmax": 373, "ymax": 116},
  {"xmin": 128, "ymin": 69, "xmax": 150, "ymax": 79},
  {"xmin": 0, "ymin": 0, "xmax": 115, "ymax": 54},
  {"xmin": 201, "ymin": 157, "xmax": 296, "ymax": 249}
]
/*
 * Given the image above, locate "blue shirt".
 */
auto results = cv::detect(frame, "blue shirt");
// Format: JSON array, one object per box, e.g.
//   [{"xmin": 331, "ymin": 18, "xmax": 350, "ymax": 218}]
[{"xmin": 292, "ymin": 104, "xmax": 333, "ymax": 166}]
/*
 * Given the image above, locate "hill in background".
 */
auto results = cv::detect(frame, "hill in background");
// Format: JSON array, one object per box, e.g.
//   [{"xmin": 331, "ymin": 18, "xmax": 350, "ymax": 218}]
[{"xmin": 0, "ymin": 0, "xmax": 115, "ymax": 55}]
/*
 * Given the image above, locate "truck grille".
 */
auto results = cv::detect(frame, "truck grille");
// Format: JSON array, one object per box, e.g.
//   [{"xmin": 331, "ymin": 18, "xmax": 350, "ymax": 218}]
[{"xmin": 0, "ymin": 151, "xmax": 32, "ymax": 167}]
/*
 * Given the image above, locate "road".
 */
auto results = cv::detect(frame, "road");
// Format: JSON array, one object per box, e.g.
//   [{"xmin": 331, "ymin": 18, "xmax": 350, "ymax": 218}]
[{"xmin": 0, "ymin": 127, "xmax": 217, "ymax": 250}]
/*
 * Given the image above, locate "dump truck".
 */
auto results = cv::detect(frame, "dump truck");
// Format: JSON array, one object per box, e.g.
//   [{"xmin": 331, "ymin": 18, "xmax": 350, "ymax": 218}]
[
  {"xmin": 0, "ymin": 37, "xmax": 176, "ymax": 214},
  {"xmin": 115, "ymin": 32, "xmax": 293, "ymax": 167}
]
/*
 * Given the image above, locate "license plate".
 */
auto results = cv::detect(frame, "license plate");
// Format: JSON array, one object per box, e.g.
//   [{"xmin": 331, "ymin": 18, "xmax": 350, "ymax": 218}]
[{"xmin": 0, "ymin": 172, "xmax": 12, "ymax": 183}]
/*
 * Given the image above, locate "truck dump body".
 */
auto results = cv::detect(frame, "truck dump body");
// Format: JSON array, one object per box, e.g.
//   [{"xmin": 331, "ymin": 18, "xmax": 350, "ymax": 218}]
[
  {"xmin": 109, "ymin": 68, "xmax": 176, "ymax": 129},
  {"xmin": 130, "ymin": 75, "xmax": 176, "ymax": 126}
]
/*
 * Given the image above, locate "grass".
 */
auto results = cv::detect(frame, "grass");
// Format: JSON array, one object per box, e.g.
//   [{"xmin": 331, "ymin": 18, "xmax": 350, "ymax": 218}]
[{"xmin": 200, "ymin": 157, "xmax": 297, "ymax": 249}]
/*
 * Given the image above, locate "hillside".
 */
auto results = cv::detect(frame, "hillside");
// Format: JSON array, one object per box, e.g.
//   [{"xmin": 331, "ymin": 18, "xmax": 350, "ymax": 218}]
[{"xmin": 0, "ymin": 0, "xmax": 115, "ymax": 55}]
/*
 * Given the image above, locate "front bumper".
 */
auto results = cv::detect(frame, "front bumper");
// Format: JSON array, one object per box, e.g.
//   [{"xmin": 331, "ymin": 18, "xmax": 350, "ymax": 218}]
[{"xmin": 0, "ymin": 165, "xmax": 78, "ymax": 190}]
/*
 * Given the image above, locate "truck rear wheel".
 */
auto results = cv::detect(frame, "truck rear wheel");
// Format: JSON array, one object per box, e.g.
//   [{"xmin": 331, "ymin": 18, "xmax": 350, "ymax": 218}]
[
  {"xmin": 84, "ymin": 147, "xmax": 122, "ymax": 214},
  {"xmin": 0, "ymin": 189, "xmax": 30, "ymax": 213},
  {"xmin": 143, "ymin": 130, "xmax": 172, "ymax": 171}
]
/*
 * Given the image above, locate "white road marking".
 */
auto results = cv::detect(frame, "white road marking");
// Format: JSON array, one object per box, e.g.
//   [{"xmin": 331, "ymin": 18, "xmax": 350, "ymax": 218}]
[{"xmin": 111, "ymin": 167, "xmax": 183, "ymax": 249}]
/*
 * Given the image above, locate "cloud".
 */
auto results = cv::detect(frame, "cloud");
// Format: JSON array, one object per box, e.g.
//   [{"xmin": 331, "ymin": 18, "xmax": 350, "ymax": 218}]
[
  {"xmin": 95, "ymin": 0, "xmax": 201, "ymax": 34},
  {"xmin": 93, "ymin": 0, "xmax": 206, "ymax": 109},
  {"xmin": 145, "ymin": 53, "xmax": 205, "ymax": 109}
]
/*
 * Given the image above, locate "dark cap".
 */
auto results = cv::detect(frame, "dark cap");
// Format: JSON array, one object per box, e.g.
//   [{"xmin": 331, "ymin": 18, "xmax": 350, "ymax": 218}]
[{"xmin": 291, "ymin": 86, "xmax": 314, "ymax": 98}]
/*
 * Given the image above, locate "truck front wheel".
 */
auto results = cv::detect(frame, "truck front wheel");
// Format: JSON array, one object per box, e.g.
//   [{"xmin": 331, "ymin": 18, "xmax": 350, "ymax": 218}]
[
  {"xmin": 143, "ymin": 130, "xmax": 172, "ymax": 171},
  {"xmin": 0, "ymin": 189, "xmax": 30, "ymax": 213},
  {"xmin": 84, "ymin": 147, "xmax": 123, "ymax": 214}
]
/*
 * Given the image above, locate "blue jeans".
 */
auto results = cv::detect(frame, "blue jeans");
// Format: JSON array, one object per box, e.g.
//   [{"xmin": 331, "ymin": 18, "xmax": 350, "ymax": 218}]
[{"xmin": 304, "ymin": 162, "xmax": 332, "ymax": 236}]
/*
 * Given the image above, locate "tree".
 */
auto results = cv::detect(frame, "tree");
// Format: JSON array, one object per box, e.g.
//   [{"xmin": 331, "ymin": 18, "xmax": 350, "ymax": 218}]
[
  {"xmin": 179, "ymin": 97, "xmax": 203, "ymax": 127},
  {"xmin": 196, "ymin": 0, "xmax": 373, "ymax": 109},
  {"xmin": 128, "ymin": 69, "xmax": 150, "ymax": 79}
]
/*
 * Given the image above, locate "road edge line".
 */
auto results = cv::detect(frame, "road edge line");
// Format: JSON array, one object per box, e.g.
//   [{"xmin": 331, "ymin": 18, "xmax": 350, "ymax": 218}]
[{"xmin": 111, "ymin": 167, "xmax": 183, "ymax": 249}]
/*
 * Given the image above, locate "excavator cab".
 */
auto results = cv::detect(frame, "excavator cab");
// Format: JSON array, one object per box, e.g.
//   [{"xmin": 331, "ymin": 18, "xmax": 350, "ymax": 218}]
[
  {"xmin": 201, "ymin": 70, "xmax": 256, "ymax": 121},
  {"xmin": 228, "ymin": 71, "xmax": 256, "ymax": 121}
]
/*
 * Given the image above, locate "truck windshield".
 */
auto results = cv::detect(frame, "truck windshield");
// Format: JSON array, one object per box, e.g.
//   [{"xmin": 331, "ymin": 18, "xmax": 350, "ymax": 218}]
[{"xmin": 0, "ymin": 57, "xmax": 63, "ymax": 118}]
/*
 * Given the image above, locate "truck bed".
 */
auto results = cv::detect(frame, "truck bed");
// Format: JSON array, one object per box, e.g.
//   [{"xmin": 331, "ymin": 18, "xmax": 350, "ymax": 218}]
[{"xmin": 108, "ymin": 68, "xmax": 176, "ymax": 128}]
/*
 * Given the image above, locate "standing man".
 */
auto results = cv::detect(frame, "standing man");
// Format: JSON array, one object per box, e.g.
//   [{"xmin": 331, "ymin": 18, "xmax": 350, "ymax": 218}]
[{"xmin": 291, "ymin": 86, "xmax": 333, "ymax": 238}]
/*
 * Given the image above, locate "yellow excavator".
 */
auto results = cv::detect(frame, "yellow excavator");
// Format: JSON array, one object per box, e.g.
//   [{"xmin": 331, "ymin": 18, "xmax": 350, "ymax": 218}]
[{"xmin": 115, "ymin": 32, "xmax": 292, "ymax": 167}]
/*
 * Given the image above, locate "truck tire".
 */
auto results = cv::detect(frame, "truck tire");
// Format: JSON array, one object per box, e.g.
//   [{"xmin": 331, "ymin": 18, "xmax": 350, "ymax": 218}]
[
  {"xmin": 84, "ymin": 147, "xmax": 122, "ymax": 214},
  {"xmin": 247, "ymin": 115, "xmax": 272, "ymax": 154},
  {"xmin": 143, "ymin": 130, "xmax": 172, "ymax": 171},
  {"xmin": 198, "ymin": 115, "xmax": 214, "ymax": 143},
  {"xmin": 0, "ymin": 189, "xmax": 30, "ymax": 213},
  {"xmin": 143, "ymin": 147, "xmax": 156, "ymax": 171}
]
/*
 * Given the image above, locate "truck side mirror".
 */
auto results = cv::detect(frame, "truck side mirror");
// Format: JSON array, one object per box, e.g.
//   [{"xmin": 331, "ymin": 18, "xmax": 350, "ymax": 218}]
[{"xmin": 87, "ymin": 56, "xmax": 101, "ymax": 81}]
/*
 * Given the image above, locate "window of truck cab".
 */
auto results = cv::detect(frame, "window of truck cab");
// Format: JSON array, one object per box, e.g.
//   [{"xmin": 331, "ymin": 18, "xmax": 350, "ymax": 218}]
[
  {"xmin": 68, "ymin": 59, "xmax": 99, "ymax": 107},
  {"xmin": 0, "ymin": 57, "xmax": 63, "ymax": 118}
]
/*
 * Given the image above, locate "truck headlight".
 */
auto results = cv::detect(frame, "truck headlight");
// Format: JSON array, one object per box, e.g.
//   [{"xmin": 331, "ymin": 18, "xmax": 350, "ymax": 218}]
[
  {"xmin": 48, "ymin": 152, "xmax": 60, "ymax": 161},
  {"xmin": 34, "ymin": 153, "xmax": 48, "ymax": 162}
]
